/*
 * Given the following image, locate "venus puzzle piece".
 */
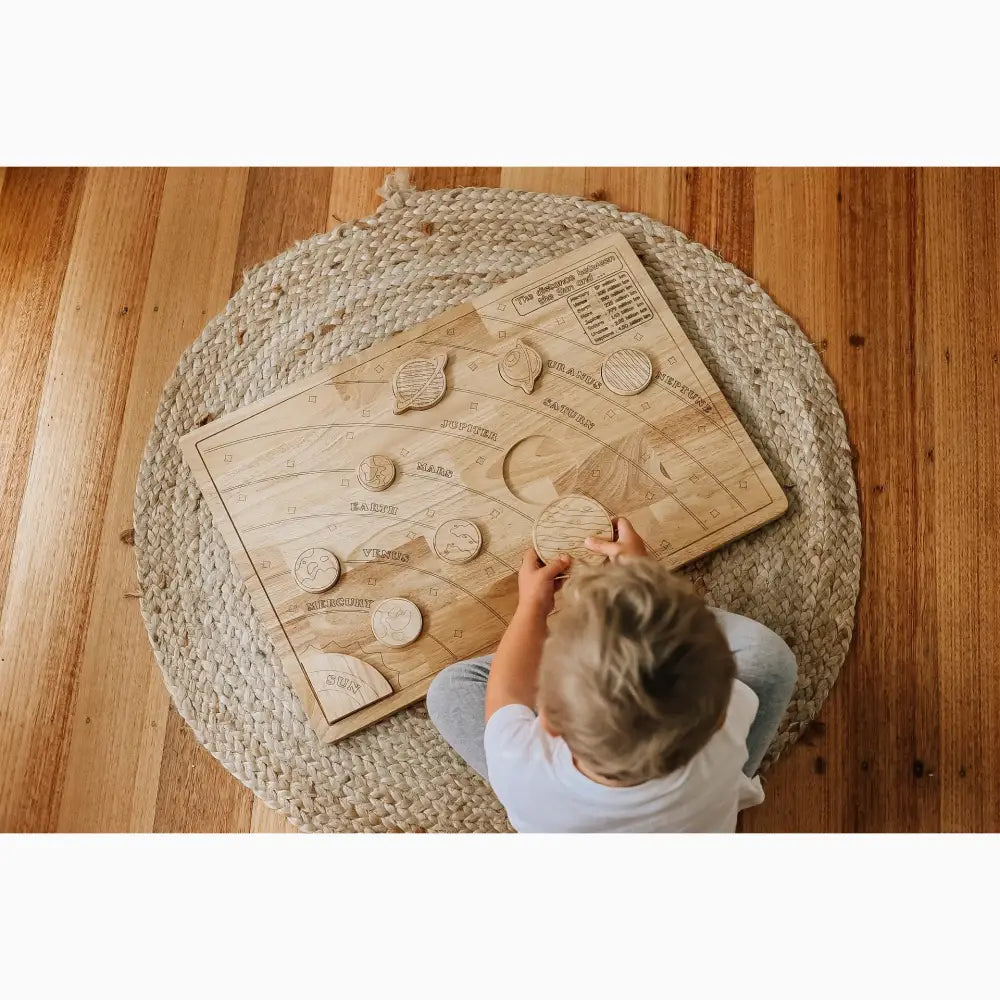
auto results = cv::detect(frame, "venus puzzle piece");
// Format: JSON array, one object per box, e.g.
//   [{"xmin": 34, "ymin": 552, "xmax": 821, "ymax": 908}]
[
  {"xmin": 293, "ymin": 547, "xmax": 340, "ymax": 593},
  {"xmin": 181, "ymin": 231, "xmax": 789, "ymax": 743},
  {"xmin": 498, "ymin": 338, "xmax": 542, "ymax": 394},
  {"xmin": 532, "ymin": 494, "xmax": 615, "ymax": 567},
  {"xmin": 392, "ymin": 354, "xmax": 447, "ymax": 413},
  {"xmin": 357, "ymin": 454, "xmax": 395, "ymax": 492},
  {"xmin": 602, "ymin": 348, "xmax": 653, "ymax": 396},
  {"xmin": 300, "ymin": 647, "xmax": 392, "ymax": 722},
  {"xmin": 371, "ymin": 597, "xmax": 423, "ymax": 648},
  {"xmin": 433, "ymin": 518, "xmax": 483, "ymax": 564}
]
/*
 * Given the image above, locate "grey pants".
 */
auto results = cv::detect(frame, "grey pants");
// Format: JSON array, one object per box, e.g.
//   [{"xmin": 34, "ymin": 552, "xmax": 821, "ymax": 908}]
[{"xmin": 426, "ymin": 608, "xmax": 798, "ymax": 781}]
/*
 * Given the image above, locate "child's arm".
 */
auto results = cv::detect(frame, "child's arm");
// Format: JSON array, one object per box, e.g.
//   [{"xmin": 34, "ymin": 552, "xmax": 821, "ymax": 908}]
[
  {"xmin": 584, "ymin": 516, "xmax": 650, "ymax": 560},
  {"xmin": 485, "ymin": 550, "xmax": 570, "ymax": 721}
]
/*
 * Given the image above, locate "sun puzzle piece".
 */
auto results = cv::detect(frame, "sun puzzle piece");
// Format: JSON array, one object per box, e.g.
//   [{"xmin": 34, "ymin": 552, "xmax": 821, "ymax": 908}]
[
  {"xmin": 357, "ymin": 454, "xmax": 396, "ymax": 492},
  {"xmin": 498, "ymin": 338, "xmax": 542, "ymax": 394},
  {"xmin": 432, "ymin": 518, "xmax": 483, "ymax": 564},
  {"xmin": 532, "ymin": 494, "xmax": 614, "ymax": 567},
  {"xmin": 370, "ymin": 597, "xmax": 423, "ymax": 648},
  {"xmin": 392, "ymin": 354, "xmax": 447, "ymax": 414},
  {"xmin": 300, "ymin": 648, "xmax": 392, "ymax": 722},
  {"xmin": 293, "ymin": 547, "xmax": 341, "ymax": 593},
  {"xmin": 601, "ymin": 348, "xmax": 653, "ymax": 396}
]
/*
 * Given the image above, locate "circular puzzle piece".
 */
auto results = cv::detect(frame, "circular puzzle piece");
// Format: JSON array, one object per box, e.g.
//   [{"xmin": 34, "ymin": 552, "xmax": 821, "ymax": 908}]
[
  {"xmin": 601, "ymin": 348, "xmax": 653, "ymax": 396},
  {"xmin": 433, "ymin": 518, "xmax": 483, "ymax": 564},
  {"xmin": 392, "ymin": 355, "xmax": 447, "ymax": 414},
  {"xmin": 370, "ymin": 597, "xmax": 423, "ymax": 648},
  {"xmin": 357, "ymin": 454, "xmax": 396, "ymax": 492},
  {"xmin": 532, "ymin": 494, "xmax": 614, "ymax": 567},
  {"xmin": 293, "ymin": 547, "xmax": 341, "ymax": 593},
  {"xmin": 498, "ymin": 338, "xmax": 542, "ymax": 394}
]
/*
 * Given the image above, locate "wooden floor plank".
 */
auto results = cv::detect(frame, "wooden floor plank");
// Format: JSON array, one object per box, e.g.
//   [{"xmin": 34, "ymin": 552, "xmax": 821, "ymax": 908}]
[
  {"xmin": 410, "ymin": 167, "xmax": 502, "ymax": 191},
  {"xmin": 921, "ymin": 169, "xmax": 1000, "ymax": 831},
  {"xmin": 836, "ymin": 168, "xmax": 937, "ymax": 832},
  {"xmin": 582, "ymin": 167, "xmax": 691, "ymax": 232},
  {"xmin": 686, "ymin": 168, "xmax": 756, "ymax": 276},
  {"xmin": 328, "ymin": 167, "xmax": 390, "ymax": 229},
  {"xmin": 230, "ymin": 168, "xmax": 335, "ymax": 293},
  {"xmin": 0, "ymin": 169, "xmax": 86, "ymax": 608},
  {"xmin": 499, "ymin": 167, "xmax": 585, "ymax": 195},
  {"xmin": 0, "ymin": 168, "xmax": 166, "ymax": 832},
  {"xmin": 250, "ymin": 798, "xmax": 300, "ymax": 833},
  {"xmin": 56, "ymin": 168, "xmax": 249, "ymax": 832},
  {"xmin": 153, "ymin": 706, "xmax": 253, "ymax": 833},
  {"xmin": 744, "ymin": 167, "xmax": 848, "ymax": 832},
  {"xmin": 150, "ymin": 167, "xmax": 337, "ymax": 832}
]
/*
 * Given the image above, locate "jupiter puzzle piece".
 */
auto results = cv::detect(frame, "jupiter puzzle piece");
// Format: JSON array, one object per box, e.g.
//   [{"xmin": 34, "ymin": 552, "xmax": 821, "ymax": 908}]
[
  {"xmin": 533, "ymin": 494, "xmax": 614, "ymax": 566},
  {"xmin": 181, "ymin": 232, "xmax": 788, "ymax": 743}
]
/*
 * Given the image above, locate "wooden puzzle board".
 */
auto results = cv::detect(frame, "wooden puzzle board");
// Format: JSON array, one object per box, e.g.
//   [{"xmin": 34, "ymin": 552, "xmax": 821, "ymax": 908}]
[{"xmin": 181, "ymin": 233, "xmax": 788, "ymax": 742}]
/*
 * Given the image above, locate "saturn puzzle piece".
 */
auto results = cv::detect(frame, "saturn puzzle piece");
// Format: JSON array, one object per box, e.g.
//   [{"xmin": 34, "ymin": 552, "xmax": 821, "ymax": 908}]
[
  {"xmin": 498, "ymin": 338, "xmax": 542, "ymax": 394},
  {"xmin": 392, "ymin": 355, "xmax": 448, "ymax": 414}
]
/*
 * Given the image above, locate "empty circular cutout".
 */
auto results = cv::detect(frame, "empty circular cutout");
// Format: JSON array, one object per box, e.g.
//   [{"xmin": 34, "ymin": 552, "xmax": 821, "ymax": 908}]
[{"xmin": 502, "ymin": 435, "xmax": 576, "ymax": 506}]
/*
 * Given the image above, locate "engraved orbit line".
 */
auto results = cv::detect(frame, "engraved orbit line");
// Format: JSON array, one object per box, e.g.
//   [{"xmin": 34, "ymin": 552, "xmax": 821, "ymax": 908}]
[
  {"xmin": 203, "ymin": 421, "xmax": 504, "ymax": 454},
  {"xmin": 344, "ymin": 560, "xmax": 509, "ymax": 626},
  {"xmin": 220, "ymin": 468, "xmax": 354, "ymax": 493},
  {"xmin": 241, "ymin": 512, "xmax": 434, "ymax": 533},
  {"xmin": 543, "ymin": 368, "xmax": 746, "ymax": 515},
  {"xmin": 482, "ymin": 310, "xmax": 762, "ymax": 507}
]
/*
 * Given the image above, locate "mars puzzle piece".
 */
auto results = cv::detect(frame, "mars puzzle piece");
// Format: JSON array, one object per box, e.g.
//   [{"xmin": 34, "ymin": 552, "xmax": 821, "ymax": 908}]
[{"xmin": 181, "ymin": 232, "xmax": 788, "ymax": 743}]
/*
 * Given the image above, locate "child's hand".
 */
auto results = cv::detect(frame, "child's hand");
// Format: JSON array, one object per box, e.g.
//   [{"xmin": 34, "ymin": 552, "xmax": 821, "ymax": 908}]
[
  {"xmin": 584, "ymin": 517, "xmax": 650, "ymax": 560},
  {"xmin": 518, "ymin": 550, "xmax": 570, "ymax": 617}
]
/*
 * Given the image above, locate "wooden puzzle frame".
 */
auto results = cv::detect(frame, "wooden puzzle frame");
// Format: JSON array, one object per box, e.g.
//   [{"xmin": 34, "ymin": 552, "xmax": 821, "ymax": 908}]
[{"xmin": 181, "ymin": 233, "xmax": 787, "ymax": 742}]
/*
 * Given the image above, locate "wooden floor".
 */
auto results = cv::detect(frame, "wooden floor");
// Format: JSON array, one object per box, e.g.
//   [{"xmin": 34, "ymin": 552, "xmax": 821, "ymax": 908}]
[{"xmin": 1, "ymin": 167, "xmax": 997, "ymax": 833}]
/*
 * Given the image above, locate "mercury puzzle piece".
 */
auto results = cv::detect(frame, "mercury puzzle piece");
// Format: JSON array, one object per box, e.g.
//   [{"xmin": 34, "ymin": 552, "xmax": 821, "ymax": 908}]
[
  {"xmin": 181, "ymin": 232, "xmax": 788, "ymax": 743},
  {"xmin": 370, "ymin": 597, "xmax": 423, "ymax": 648}
]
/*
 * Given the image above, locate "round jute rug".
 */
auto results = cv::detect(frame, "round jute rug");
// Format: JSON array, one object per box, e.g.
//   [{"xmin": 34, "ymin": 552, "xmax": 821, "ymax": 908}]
[{"xmin": 134, "ymin": 171, "xmax": 861, "ymax": 832}]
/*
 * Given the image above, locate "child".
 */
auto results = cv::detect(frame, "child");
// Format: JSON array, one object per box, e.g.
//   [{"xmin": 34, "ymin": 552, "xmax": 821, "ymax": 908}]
[{"xmin": 426, "ymin": 517, "xmax": 797, "ymax": 832}]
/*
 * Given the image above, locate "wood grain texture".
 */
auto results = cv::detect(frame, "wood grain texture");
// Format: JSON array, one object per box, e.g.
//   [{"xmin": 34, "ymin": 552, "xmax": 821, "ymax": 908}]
[
  {"xmin": 744, "ymin": 169, "xmax": 847, "ymax": 832},
  {"xmin": 1, "ymin": 167, "xmax": 997, "ymax": 832},
  {"xmin": 149, "ymin": 167, "xmax": 336, "ymax": 832},
  {"xmin": 55, "ymin": 168, "xmax": 248, "ymax": 831},
  {"xmin": 0, "ymin": 168, "xmax": 165, "ymax": 832},
  {"xmin": 920, "ymin": 169, "xmax": 1000, "ymax": 831},
  {"xmin": 0, "ymin": 169, "xmax": 85, "ymax": 603}
]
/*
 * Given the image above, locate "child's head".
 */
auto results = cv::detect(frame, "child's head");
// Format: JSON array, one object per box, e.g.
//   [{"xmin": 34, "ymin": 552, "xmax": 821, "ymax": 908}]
[{"xmin": 537, "ymin": 558, "xmax": 735, "ymax": 784}]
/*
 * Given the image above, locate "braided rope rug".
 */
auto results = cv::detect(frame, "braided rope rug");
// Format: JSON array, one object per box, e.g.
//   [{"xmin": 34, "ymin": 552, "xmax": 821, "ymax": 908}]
[{"xmin": 134, "ymin": 171, "xmax": 861, "ymax": 832}]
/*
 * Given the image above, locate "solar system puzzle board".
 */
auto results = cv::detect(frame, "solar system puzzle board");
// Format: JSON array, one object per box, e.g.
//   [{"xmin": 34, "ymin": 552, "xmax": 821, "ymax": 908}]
[{"xmin": 181, "ymin": 232, "xmax": 788, "ymax": 742}]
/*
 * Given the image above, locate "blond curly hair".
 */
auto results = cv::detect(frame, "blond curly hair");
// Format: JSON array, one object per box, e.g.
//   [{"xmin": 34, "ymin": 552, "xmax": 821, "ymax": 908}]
[{"xmin": 537, "ymin": 558, "xmax": 735, "ymax": 784}]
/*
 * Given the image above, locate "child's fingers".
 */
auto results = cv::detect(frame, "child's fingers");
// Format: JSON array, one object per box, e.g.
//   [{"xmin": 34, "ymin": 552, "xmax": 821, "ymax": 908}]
[
  {"xmin": 615, "ymin": 517, "xmax": 638, "ymax": 539},
  {"xmin": 584, "ymin": 536, "xmax": 620, "ymax": 557},
  {"xmin": 539, "ymin": 554, "xmax": 571, "ymax": 580}
]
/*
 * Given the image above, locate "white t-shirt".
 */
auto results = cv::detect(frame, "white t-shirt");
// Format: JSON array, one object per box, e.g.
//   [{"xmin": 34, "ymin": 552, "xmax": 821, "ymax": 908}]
[{"xmin": 483, "ymin": 679, "xmax": 765, "ymax": 833}]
